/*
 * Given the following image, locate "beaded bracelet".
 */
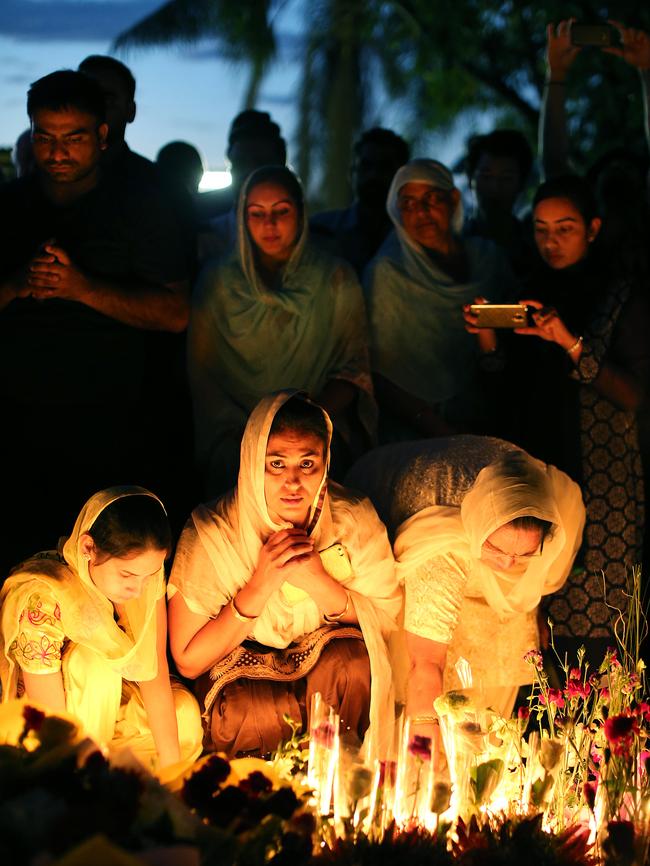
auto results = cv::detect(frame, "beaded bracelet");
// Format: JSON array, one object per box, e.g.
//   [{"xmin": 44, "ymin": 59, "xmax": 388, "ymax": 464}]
[{"xmin": 411, "ymin": 714, "xmax": 440, "ymax": 725}]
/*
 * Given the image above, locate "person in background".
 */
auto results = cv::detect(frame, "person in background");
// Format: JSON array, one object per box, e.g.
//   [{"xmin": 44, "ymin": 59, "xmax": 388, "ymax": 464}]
[
  {"xmin": 188, "ymin": 165, "xmax": 376, "ymax": 496},
  {"xmin": 11, "ymin": 129, "xmax": 35, "ymax": 178},
  {"xmin": 197, "ymin": 109, "xmax": 287, "ymax": 261},
  {"xmin": 464, "ymin": 128, "xmax": 535, "ymax": 277},
  {"xmin": 78, "ymin": 54, "xmax": 157, "ymax": 186},
  {"xmin": 157, "ymin": 140, "xmax": 204, "ymax": 196},
  {"xmin": 364, "ymin": 158, "xmax": 517, "ymax": 442},
  {"xmin": 0, "ymin": 488, "xmax": 203, "ymax": 772},
  {"xmin": 168, "ymin": 392, "xmax": 400, "ymax": 760},
  {"xmin": 539, "ymin": 19, "xmax": 650, "ymax": 280},
  {"xmin": 310, "ymin": 127, "xmax": 410, "ymax": 276}
]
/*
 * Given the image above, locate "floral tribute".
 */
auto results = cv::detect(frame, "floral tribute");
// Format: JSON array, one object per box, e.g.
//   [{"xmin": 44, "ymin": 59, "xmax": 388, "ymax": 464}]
[{"xmin": 1, "ymin": 568, "xmax": 648, "ymax": 865}]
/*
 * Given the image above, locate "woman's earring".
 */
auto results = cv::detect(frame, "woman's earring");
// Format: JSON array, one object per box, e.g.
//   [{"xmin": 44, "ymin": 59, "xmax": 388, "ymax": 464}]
[{"xmin": 83, "ymin": 553, "xmax": 91, "ymax": 561}]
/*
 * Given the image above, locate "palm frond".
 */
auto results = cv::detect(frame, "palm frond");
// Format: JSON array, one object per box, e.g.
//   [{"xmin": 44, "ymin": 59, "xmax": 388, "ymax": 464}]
[{"xmin": 112, "ymin": 0, "xmax": 276, "ymax": 67}]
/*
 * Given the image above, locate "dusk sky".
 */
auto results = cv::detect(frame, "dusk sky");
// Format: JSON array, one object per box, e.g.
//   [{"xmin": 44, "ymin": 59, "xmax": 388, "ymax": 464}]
[
  {"xmin": 1, "ymin": 0, "xmax": 303, "ymax": 175},
  {"xmin": 1, "ymin": 0, "xmax": 482, "ymax": 181}
]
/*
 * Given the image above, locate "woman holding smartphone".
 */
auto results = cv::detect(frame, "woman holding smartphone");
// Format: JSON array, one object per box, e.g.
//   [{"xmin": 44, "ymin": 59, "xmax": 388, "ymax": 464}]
[{"xmin": 464, "ymin": 175, "xmax": 649, "ymax": 663}]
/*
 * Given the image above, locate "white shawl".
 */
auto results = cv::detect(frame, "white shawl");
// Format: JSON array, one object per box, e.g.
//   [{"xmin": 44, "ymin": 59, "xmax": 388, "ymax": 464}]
[{"xmin": 169, "ymin": 391, "xmax": 402, "ymax": 758}]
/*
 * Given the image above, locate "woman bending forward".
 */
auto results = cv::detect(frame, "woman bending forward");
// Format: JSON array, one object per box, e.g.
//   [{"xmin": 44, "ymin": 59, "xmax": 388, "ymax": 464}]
[{"xmin": 0, "ymin": 488, "xmax": 203, "ymax": 772}]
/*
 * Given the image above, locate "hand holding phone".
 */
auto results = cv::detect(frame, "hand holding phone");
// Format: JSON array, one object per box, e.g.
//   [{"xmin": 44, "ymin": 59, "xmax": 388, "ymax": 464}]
[
  {"xmin": 570, "ymin": 22, "xmax": 620, "ymax": 47},
  {"xmin": 468, "ymin": 303, "xmax": 530, "ymax": 329}
]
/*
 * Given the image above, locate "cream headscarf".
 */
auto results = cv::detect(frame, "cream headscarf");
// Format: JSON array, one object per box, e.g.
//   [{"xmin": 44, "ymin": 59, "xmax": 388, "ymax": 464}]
[
  {"xmin": 394, "ymin": 451, "xmax": 585, "ymax": 620},
  {"xmin": 0, "ymin": 487, "xmax": 166, "ymax": 701},
  {"xmin": 169, "ymin": 390, "xmax": 402, "ymax": 758},
  {"xmin": 364, "ymin": 158, "xmax": 514, "ymax": 406}
]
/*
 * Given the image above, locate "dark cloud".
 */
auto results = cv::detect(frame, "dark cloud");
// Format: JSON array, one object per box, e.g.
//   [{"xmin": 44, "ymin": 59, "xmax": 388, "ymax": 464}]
[{"xmin": 0, "ymin": 0, "xmax": 161, "ymax": 42}]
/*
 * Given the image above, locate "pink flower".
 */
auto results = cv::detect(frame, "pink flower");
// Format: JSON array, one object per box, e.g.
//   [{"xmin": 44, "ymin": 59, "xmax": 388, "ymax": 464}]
[
  {"xmin": 604, "ymin": 713, "xmax": 639, "ymax": 755},
  {"xmin": 312, "ymin": 721, "xmax": 336, "ymax": 748},
  {"xmin": 566, "ymin": 679, "xmax": 591, "ymax": 700},
  {"xmin": 636, "ymin": 701, "xmax": 650, "ymax": 721},
  {"xmin": 524, "ymin": 650, "xmax": 544, "ymax": 670},
  {"xmin": 591, "ymin": 746, "xmax": 602, "ymax": 766},
  {"xmin": 517, "ymin": 706, "xmax": 530, "ymax": 721},
  {"xmin": 569, "ymin": 667, "xmax": 582, "ymax": 681},
  {"xmin": 540, "ymin": 688, "xmax": 565, "ymax": 709},
  {"xmin": 639, "ymin": 750, "xmax": 650, "ymax": 776},
  {"xmin": 408, "ymin": 734, "xmax": 432, "ymax": 761}
]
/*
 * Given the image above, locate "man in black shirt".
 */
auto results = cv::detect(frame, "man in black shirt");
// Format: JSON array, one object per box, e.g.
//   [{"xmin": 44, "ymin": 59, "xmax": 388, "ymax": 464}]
[{"xmin": 0, "ymin": 70, "xmax": 189, "ymax": 575}]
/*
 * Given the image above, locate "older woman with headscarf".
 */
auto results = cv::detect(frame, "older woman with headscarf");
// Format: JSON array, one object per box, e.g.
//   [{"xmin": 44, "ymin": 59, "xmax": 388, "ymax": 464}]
[
  {"xmin": 188, "ymin": 165, "xmax": 376, "ymax": 498},
  {"xmin": 363, "ymin": 159, "xmax": 517, "ymax": 441},
  {"xmin": 168, "ymin": 391, "xmax": 401, "ymax": 761},
  {"xmin": 346, "ymin": 436, "xmax": 585, "ymax": 734},
  {"xmin": 0, "ymin": 487, "xmax": 203, "ymax": 771}
]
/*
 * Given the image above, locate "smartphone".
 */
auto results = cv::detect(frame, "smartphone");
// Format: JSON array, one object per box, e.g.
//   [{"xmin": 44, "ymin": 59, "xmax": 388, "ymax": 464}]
[
  {"xmin": 571, "ymin": 23, "xmax": 618, "ymax": 47},
  {"xmin": 319, "ymin": 542, "xmax": 353, "ymax": 581},
  {"xmin": 469, "ymin": 304, "xmax": 529, "ymax": 329}
]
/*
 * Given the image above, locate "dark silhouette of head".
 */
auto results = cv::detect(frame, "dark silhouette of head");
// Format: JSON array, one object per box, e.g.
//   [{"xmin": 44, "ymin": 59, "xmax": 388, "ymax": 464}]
[
  {"xmin": 226, "ymin": 110, "xmax": 287, "ymax": 192},
  {"xmin": 466, "ymin": 129, "xmax": 533, "ymax": 214},
  {"xmin": 156, "ymin": 140, "xmax": 204, "ymax": 195},
  {"xmin": 352, "ymin": 127, "xmax": 410, "ymax": 208},
  {"xmin": 78, "ymin": 55, "xmax": 137, "ymax": 147}
]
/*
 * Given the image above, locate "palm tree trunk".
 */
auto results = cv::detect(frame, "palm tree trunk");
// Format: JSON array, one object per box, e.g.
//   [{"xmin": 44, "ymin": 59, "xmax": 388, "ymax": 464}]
[
  {"xmin": 243, "ymin": 56, "xmax": 265, "ymax": 109},
  {"xmin": 321, "ymin": 0, "xmax": 365, "ymax": 209}
]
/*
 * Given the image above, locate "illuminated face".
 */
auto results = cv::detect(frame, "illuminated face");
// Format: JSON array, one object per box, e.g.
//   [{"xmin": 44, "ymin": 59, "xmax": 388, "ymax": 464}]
[
  {"xmin": 81, "ymin": 536, "xmax": 165, "ymax": 604},
  {"xmin": 31, "ymin": 107, "xmax": 107, "ymax": 185},
  {"xmin": 397, "ymin": 181, "xmax": 459, "ymax": 251},
  {"xmin": 533, "ymin": 197, "xmax": 600, "ymax": 269},
  {"xmin": 245, "ymin": 181, "xmax": 299, "ymax": 263},
  {"xmin": 480, "ymin": 522, "xmax": 543, "ymax": 572},
  {"xmin": 472, "ymin": 153, "xmax": 522, "ymax": 213},
  {"xmin": 264, "ymin": 429, "xmax": 326, "ymax": 527}
]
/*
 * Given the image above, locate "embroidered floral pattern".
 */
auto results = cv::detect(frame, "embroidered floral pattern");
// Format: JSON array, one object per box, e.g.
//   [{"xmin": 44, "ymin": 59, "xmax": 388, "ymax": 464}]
[
  {"xmin": 11, "ymin": 590, "xmax": 65, "ymax": 673},
  {"xmin": 10, "ymin": 631, "xmax": 63, "ymax": 668},
  {"xmin": 22, "ymin": 592, "xmax": 62, "ymax": 628}
]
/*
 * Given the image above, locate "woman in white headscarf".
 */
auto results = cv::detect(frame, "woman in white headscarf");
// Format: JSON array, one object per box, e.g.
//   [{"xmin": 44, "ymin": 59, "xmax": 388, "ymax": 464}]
[
  {"xmin": 168, "ymin": 391, "xmax": 401, "ymax": 761},
  {"xmin": 0, "ymin": 487, "xmax": 203, "ymax": 772},
  {"xmin": 188, "ymin": 165, "xmax": 376, "ymax": 497},
  {"xmin": 346, "ymin": 435, "xmax": 585, "ymax": 729},
  {"xmin": 363, "ymin": 159, "xmax": 517, "ymax": 440}
]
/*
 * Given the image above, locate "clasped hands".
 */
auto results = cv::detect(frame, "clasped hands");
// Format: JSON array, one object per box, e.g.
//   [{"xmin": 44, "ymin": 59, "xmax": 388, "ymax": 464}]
[
  {"xmin": 257, "ymin": 527, "xmax": 328, "ymax": 593},
  {"xmin": 17, "ymin": 239, "xmax": 90, "ymax": 302}
]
